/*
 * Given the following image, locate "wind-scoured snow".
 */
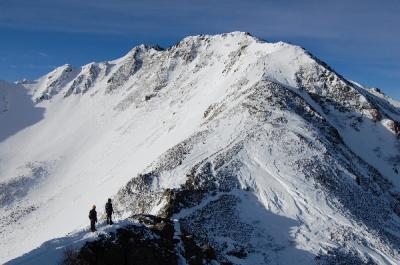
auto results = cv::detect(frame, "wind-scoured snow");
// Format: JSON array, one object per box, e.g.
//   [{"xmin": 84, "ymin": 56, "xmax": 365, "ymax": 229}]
[{"xmin": 0, "ymin": 32, "xmax": 399, "ymax": 264}]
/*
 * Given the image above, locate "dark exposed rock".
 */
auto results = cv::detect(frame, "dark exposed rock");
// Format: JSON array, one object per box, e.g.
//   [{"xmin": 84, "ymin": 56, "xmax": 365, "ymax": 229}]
[
  {"xmin": 227, "ymin": 248, "xmax": 247, "ymax": 259},
  {"xmin": 62, "ymin": 214, "xmax": 216, "ymax": 265},
  {"xmin": 144, "ymin": 94, "xmax": 156, "ymax": 101},
  {"xmin": 133, "ymin": 214, "xmax": 175, "ymax": 240},
  {"xmin": 387, "ymin": 120, "xmax": 400, "ymax": 136},
  {"xmin": 180, "ymin": 234, "xmax": 216, "ymax": 265},
  {"xmin": 370, "ymin": 108, "xmax": 382, "ymax": 122}
]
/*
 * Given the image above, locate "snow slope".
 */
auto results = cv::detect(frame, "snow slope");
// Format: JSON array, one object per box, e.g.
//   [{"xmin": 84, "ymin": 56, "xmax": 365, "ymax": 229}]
[{"xmin": 1, "ymin": 32, "xmax": 400, "ymax": 264}]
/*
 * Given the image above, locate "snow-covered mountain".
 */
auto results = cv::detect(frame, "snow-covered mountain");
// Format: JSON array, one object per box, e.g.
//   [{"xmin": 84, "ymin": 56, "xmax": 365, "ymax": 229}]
[{"xmin": 1, "ymin": 32, "xmax": 400, "ymax": 264}]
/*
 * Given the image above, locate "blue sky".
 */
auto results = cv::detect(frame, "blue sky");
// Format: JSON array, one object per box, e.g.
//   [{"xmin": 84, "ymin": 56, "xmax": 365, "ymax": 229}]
[{"xmin": 0, "ymin": 0, "xmax": 399, "ymax": 99}]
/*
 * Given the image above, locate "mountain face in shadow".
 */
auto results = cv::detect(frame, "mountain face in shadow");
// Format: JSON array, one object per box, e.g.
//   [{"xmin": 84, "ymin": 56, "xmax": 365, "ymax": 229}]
[{"xmin": 0, "ymin": 80, "xmax": 45, "ymax": 143}]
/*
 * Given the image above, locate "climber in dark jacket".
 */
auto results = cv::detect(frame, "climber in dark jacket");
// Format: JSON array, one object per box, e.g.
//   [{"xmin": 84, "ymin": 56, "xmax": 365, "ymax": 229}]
[
  {"xmin": 89, "ymin": 205, "xmax": 97, "ymax": 232},
  {"xmin": 105, "ymin": 198, "xmax": 114, "ymax": 225}
]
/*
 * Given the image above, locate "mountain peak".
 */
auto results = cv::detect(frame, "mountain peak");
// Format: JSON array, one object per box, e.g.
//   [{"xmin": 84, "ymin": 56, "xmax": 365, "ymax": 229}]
[
  {"xmin": 123, "ymin": 44, "xmax": 163, "ymax": 58},
  {"xmin": 24, "ymin": 32, "xmax": 319, "ymax": 102},
  {"xmin": 2, "ymin": 32, "xmax": 400, "ymax": 264}
]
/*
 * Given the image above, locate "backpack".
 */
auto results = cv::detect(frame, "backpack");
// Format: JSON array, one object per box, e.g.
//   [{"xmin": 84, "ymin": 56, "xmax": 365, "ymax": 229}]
[
  {"xmin": 89, "ymin": 209, "xmax": 96, "ymax": 220},
  {"xmin": 105, "ymin": 202, "xmax": 113, "ymax": 213}
]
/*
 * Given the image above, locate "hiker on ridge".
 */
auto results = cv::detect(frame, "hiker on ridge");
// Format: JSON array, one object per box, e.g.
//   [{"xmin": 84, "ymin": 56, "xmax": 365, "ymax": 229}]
[
  {"xmin": 105, "ymin": 198, "xmax": 114, "ymax": 225},
  {"xmin": 89, "ymin": 205, "xmax": 97, "ymax": 232}
]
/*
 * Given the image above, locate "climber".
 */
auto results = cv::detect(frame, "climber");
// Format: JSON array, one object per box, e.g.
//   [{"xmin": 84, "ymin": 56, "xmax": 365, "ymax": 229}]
[
  {"xmin": 105, "ymin": 198, "xmax": 114, "ymax": 225},
  {"xmin": 89, "ymin": 205, "xmax": 97, "ymax": 232}
]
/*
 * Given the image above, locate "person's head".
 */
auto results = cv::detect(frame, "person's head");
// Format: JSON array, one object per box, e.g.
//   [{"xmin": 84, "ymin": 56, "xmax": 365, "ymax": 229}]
[
  {"xmin": 108, "ymin": 198, "xmax": 111, "ymax": 203},
  {"xmin": 92, "ymin": 205, "xmax": 96, "ymax": 209}
]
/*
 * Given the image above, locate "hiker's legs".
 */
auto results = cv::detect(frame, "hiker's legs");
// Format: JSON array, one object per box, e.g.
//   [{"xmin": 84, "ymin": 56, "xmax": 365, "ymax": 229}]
[
  {"xmin": 107, "ymin": 214, "xmax": 113, "ymax": 225},
  {"xmin": 90, "ymin": 219, "xmax": 96, "ymax": 231}
]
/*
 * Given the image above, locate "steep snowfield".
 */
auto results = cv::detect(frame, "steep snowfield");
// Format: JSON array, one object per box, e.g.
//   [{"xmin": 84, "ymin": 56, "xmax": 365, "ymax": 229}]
[{"xmin": 1, "ymin": 32, "xmax": 400, "ymax": 264}]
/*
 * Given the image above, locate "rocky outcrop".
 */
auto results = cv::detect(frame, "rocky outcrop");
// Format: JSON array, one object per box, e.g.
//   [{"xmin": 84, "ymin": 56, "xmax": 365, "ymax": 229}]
[{"xmin": 62, "ymin": 214, "xmax": 216, "ymax": 265}]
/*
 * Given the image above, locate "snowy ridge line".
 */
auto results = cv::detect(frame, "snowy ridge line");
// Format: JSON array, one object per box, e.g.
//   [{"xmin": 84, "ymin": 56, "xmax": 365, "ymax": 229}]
[
  {"xmin": 1, "ymin": 31, "xmax": 400, "ymax": 264},
  {"xmin": 113, "ymin": 78, "xmax": 400, "ymax": 262}
]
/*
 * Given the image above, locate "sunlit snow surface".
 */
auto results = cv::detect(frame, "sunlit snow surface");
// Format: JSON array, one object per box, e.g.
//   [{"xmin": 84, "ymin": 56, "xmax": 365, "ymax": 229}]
[{"xmin": 1, "ymin": 32, "xmax": 400, "ymax": 264}]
